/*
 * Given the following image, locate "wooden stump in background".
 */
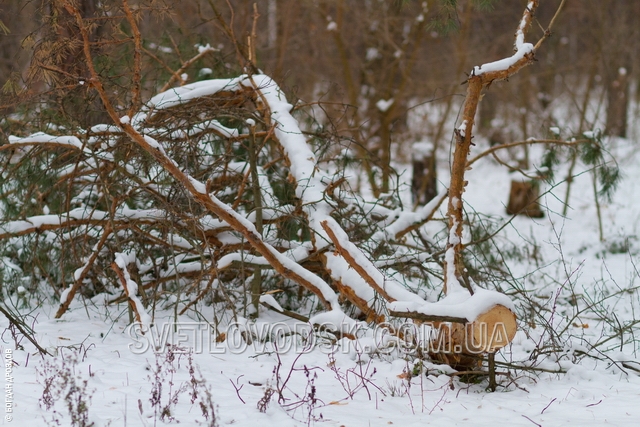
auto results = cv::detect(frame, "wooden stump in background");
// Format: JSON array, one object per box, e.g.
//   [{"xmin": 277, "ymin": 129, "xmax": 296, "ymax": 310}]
[
  {"xmin": 411, "ymin": 142, "xmax": 437, "ymax": 206},
  {"xmin": 506, "ymin": 179, "xmax": 544, "ymax": 218}
]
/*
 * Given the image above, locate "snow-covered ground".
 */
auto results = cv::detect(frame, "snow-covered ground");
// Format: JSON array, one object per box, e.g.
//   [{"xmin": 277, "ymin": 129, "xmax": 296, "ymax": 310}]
[
  {"xmin": 3, "ymin": 124, "xmax": 640, "ymax": 426},
  {"xmin": 5, "ymin": 297, "xmax": 640, "ymax": 427}
]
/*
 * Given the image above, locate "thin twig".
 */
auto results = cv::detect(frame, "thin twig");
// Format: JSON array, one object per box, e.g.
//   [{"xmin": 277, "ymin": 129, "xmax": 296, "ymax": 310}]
[
  {"xmin": 534, "ymin": 0, "xmax": 568, "ymax": 51},
  {"xmin": 522, "ymin": 415, "xmax": 542, "ymax": 427},
  {"xmin": 0, "ymin": 305, "xmax": 51, "ymax": 356}
]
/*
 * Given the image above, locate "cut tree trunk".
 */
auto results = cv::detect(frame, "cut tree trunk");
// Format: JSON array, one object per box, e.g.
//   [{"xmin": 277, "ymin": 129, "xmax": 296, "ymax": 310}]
[{"xmin": 428, "ymin": 304, "xmax": 517, "ymax": 370}]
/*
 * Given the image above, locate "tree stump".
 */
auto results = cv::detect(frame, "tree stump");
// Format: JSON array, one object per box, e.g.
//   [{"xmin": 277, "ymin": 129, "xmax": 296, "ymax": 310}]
[{"xmin": 506, "ymin": 179, "xmax": 544, "ymax": 218}]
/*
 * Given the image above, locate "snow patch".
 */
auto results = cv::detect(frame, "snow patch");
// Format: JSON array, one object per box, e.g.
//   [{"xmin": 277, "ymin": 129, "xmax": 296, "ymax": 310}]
[{"xmin": 376, "ymin": 98, "xmax": 394, "ymax": 112}]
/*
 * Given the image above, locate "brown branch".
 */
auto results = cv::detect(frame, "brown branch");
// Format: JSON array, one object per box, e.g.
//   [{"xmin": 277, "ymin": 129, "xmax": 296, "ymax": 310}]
[
  {"xmin": 55, "ymin": 224, "xmax": 113, "ymax": 318},
  {"xmin": 207, "ymin": 0, "xmax": 258, "ymax": 73},
  {"xmin": 158, "ymin": 47, "xmax": 218, "ymax": 94},
  {"xmin": 111, "ymin": 260, "xmax": 143, "ymax": 324},
  {"xmin": 60, "ymin": 1, "xmax": 125, "ymax": 127},
  {"xmin": 444, "ymin": 0, "xmax": 543, "ymax": 295},
  {"xmin": 321, "ymin": 220, "xmax": 395, "ymax": 302},
  {"xmin": 248, "ymin": 3, "xmax": 259, "ymax": 66},
  {"xmin": 534, "ymin": 0, "xmax": 567, "ymax": 51},
  {"xmin": 320, "ymin": 253, "xmax": 385, "ymax": 324},
  {"xmin": 127, "ymin": 132, "xmax": 336, "ymax": 308},
  {"xmin": 259, "ymin": 302, "xmax": 309, "ymax": 323},
  {"xmin": 178, "ymin": 271, "xmax": 218, "ymax": 315},
  {"xmin": 0, "ymin": 305, "xmax": 52, "ymax": 355},
  {"xmin": 389, "ymin": 309, "xmax": 468, "ymax": 324},
  {"xmin": 393, "ymin": 190, "xmax": 448, "ymax": 241},
  {"xmin": 444, "ymin": 77, "xmax": 483, "ymax": 294},
  {"xmin": 467, "ymin": 138, "xmax": 585, "ymax": 166}
]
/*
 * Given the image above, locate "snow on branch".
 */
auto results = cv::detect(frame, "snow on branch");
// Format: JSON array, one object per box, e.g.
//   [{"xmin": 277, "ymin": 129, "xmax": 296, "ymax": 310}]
[
  {"xmin": 47, "ymin": 0, "xmax": 360, "ymax": 330},
  {"xmin": 321, "ymin": 218, "xmax": 423, "ymax": 304},
  {"xmin": 7, "ymin": 132, "xmax": 88, "ymax": 152},
  {"xmin": 141, "ymin": 76, "xmax": 245, "ymax": 119},
  {"xmin": 515, "ymin": 1, "xmax": 537, "ymax": 50},
  {"xmin": 373, "ymin": 189, "xmax": 448, "ymax": 242},
  {"xmin": 243, "ymin": 74, "xmax": 428, "ymax": 318},
  {"xmin": 471, "ymin": 42, "xmax": 533, "ymax": 76},
  {"xmin": 111, "ymin": 251, "xmax": 152, "ymax": 327},
  {"xmin": 56, "ymin": 224, "xmax": 114, "ymax": 318},
  {"xmin": 243, "ymin": 74, "xmax": 334, "ymax": 246},
  {"xmin": 388, "ymin": 287, "xmax": 515, "ymax": 324},
  {"xmin": 470, "ymin": 0, "xmax": 539, "ymax": 80},
  {"xmin": 322, "ymin": 251, "xmax": 384, "ymax": 323},
  {"xmin": 0, "ymin": 207, "xmax": 181, "ymax": 240},
  {"xmin": 117, "ymin": 110, "xmax": 345, "ymax": 314}
]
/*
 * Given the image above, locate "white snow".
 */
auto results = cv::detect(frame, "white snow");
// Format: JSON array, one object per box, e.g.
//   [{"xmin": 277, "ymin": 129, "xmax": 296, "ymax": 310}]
[
  {"xmin": 258, "ymin": 294, "xmax": 284, "ymax": 312},
  {"xmin": 374, "ymin": 189, "xmax": 447, "ymax": 242},
  {"xmin": 389, "ymin": 287, "xmax": 515, "ymax": 322},
  {"xmin": 376, "ymin": 98, "xmax": 395, "ymax": 112},
  {"xmin": 8, "ymin": 132, "xmax": 86, "ymax": 152},
  {"xmin": 472, "ymin": 43, "xmax": 534, "ymax": 76},
  {"xmin": 145, "ymin": 76, "xmax": 245, "ymax": 111},
  {"xmin": 514, "ymin": 1, "xmax": 535, "ymax": 50},
  {"xmin": 196, "ymin": 43, "xmax": 217, "ymax": 54},
  {"xmin": 114, "ymin": 251, "xmax": 152, "ymax": 327},
  {"xmin": 457, "ymin": 120, "xmax": 467, "ymax": 137},
  {"xmin": 366, "ymin": 47, "xmax": 381, "ymax": 61}
]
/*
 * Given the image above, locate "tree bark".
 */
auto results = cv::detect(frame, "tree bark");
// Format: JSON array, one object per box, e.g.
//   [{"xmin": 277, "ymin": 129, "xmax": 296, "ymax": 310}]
[{"xmin": 605, "ymin": 67, "xmax": 629, "ymax": 137}]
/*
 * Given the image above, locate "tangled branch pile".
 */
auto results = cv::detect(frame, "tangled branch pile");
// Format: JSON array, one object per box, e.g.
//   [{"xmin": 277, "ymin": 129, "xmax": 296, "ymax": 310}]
[{"xmin": 3, "ymin": 0, "xmax": 586, "ymax": 371}]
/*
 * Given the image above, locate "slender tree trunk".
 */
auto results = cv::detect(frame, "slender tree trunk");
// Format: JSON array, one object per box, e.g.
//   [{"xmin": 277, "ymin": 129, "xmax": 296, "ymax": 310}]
[{"xmin": 605, "ymin": 67, "xmax": 629, "ymax": 137}]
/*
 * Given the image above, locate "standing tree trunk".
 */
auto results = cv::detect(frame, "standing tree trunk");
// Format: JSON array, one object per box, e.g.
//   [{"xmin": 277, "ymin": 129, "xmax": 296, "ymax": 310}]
[
  {"xmin": 411, "ymin": 142, "xmax": 438, "ymax": 206},
  {"xmin": 605, "ymin": 67, "xmax": 629, "ymax": 137}
]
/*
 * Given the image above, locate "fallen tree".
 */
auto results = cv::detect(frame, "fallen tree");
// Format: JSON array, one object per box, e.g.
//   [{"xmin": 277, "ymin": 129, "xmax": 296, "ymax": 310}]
[{"xmin": 0, "ymin": 0, "xmax": 566, "ymax": 375}]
